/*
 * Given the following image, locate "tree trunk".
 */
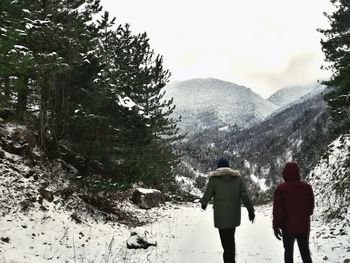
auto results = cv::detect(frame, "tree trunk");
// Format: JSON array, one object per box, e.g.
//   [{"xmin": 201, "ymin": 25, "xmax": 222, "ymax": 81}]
[
  {"xmin": 39, "ymin": 82, "xmax": 48, "ymax": 151},
  {"xmin": 4, "ymin": 76, "xmax": 10, "ymax": 99},
  {"xmin": 16, "ymin": 77, "xmax": 29, "ymax": 112}
]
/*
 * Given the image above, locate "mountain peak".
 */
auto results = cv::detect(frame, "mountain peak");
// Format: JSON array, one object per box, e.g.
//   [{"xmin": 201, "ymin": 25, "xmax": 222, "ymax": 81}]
[
  {"xmin": 174, "ymin": 77, "xmax": 244, "ymax": 88},
  {"xmin": 267, "ymin": 82, "xmax": 325, "ymax": 107},
  {"xmin": 164, "ymin": 78, "xmax": 278, "ymax": 133}
]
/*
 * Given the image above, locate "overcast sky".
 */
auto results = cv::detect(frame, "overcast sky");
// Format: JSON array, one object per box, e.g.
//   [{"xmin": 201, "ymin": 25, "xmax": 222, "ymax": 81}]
[{"xmin": 100, "ymin": 0, "xmax": 334, "ymax": 98}]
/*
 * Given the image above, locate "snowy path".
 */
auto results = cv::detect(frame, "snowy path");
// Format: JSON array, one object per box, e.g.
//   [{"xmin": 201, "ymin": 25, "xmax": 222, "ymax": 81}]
[
  {"xmin": 119, "ymin": 204, "xmax": 293, "ymax": 263},
  {"xmin": 1, "ymin": 203, "xmax": 348, "ymax": 263},
  {"xmin": 119, "ymin": 203, "xmax": 349, "ymax": 263}
]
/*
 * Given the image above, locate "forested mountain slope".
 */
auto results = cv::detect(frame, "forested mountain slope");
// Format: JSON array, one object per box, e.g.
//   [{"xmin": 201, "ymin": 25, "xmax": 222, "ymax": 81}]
[
  {"xmin": 164, "ymin": 78, "xmax": 278, "ymax": 133},
  {"xmin": 267, "ymin": 82, "xmax": 324, "ymax": 107},
  {"xmin": 176, "ymin": 89, "xmax": 335, "ymax": 200}
]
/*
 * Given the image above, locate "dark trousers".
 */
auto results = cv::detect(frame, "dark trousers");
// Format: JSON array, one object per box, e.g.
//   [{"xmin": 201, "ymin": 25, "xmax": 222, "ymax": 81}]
[
  {"xmin": 218, "ymin": 228, "xmax": 236, "ymax": 263},
  {"xmin": 282, "ymin": 231, "xmax": 312, "ymax": 263}
]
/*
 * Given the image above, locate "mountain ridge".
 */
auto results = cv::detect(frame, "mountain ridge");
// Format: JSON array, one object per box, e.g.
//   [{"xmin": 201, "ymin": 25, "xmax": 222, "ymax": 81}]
[
  {"xmin": 175, "ymin": 86, "xmax": 334, "ymax": 200},
  {"xmin": 164, "ymin": 78, "xmax": 278, "ymax": 133},
  {"xmin": 267, "ymin": 82, "xmax": 325, "ymax": 107}
]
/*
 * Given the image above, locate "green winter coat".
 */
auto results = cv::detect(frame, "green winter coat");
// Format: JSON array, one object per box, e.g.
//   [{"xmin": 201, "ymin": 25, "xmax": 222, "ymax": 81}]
[{"xmin": 200, "ymin": 167, "xmax": 255, "ymax": 229}]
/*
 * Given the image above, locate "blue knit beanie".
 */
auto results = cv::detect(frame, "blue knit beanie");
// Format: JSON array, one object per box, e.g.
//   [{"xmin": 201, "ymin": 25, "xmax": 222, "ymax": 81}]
[{"xmin": 217, "ymin": 158, "xmax": 229, "ymax": 168}]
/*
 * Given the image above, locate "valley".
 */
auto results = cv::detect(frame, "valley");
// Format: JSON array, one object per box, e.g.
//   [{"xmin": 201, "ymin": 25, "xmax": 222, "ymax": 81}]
[{"xmin": 169, "ymin": 78, "xmax": 333, "ymax": 201}]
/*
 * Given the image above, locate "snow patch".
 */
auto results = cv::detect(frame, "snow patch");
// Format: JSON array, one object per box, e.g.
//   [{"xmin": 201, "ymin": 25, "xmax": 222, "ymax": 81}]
[
  {"xmin": 137, "ymin": 188, "xmax": 161, "ymax": 195},
  {"xmin": 126, "ymin": 227, "xmax": 157, "ymax": 249},
  {"xmin": 244, "ymin": 159, "xmax": 251, "ymax": 169},
  {"xmin": 218, "ymin": 125, "xmax": 229, "ymax": 132},
  {"xmin": 175, "ymin": 175, "xmax": 203, "ymax": 197},
  {"xmin": 250, "ymin": 173, "xmax": 270, "ymax": 192},
  {"xmin": 117, "ymin": 95, "xmax": 138, "ymax": 110}
]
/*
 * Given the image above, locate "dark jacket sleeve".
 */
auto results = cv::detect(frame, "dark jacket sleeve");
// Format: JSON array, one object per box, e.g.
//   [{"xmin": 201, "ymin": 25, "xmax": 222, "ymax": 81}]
[
  {"xmin": 272, "ymin": 186, "xmax": 283, "ymax": 230},
  {"xmin": 239, "ymin": 179, "xmax": 255, "ymax": 213},
  {"xmin": 200, "ymin": 177, "xmax": 214, "ymax": 205}
]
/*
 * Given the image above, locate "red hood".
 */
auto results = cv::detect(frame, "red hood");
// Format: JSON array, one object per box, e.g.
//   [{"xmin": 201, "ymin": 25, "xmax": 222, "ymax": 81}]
[{"xmin": 282, "ymin": 162, "xmax": 301, "ymax": 182}]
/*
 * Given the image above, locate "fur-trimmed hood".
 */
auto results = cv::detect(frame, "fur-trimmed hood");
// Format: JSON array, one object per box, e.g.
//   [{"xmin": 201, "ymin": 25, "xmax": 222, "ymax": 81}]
[{"xmin": 209, "ymin": 167, "xmax": 241, "ymax": 180}]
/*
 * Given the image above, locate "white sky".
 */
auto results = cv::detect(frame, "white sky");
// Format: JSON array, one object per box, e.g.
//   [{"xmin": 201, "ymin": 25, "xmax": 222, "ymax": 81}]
[{"xmin": 100, "ymin": 0, "xmax": 334, "ymax": 98}]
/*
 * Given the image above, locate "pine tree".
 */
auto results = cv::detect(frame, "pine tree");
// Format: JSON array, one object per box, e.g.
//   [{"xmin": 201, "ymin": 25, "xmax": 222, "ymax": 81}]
[
  {"xmin": 0, "ymin": 0, "xmax": 35, "ymax": 111},
  {"xmin": 107, "ymin": 25, "xmax": 183, "ymax": 185},
  {"xmin": 0, "ymin": 0, "xmax": 183, "ymax": 188},
  {"xmin": 319, "ymin": 0, "xmax": 350, "ymax": 134},
  {"xmin": 5, "ymin": 0, "xmax": 102, "ymax": 151},
  {"xmin": 86, "ymin": 14, "xmax": 183, "ymax": 185}
]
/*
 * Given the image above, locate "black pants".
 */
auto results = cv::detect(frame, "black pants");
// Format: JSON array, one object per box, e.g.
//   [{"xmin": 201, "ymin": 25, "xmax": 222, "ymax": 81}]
[
  {"xmin": 282, "ymin": 231, "xmax": 312, "ymax": 263},
  {"xmin": 218, "ymin": 228, "xmax": 236, "ymax": 263}
]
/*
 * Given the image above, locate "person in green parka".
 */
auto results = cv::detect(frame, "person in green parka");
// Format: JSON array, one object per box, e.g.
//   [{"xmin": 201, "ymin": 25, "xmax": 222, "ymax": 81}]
[{"xmin": 200, "ymin": 158, "xmax": 255, "ymax": 263}]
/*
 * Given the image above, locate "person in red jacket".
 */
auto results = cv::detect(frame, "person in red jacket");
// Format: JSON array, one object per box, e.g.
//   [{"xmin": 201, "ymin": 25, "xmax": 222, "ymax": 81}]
[{"xmin": 273, "ymin": 162, "xmax": 314, "ymax": 263}]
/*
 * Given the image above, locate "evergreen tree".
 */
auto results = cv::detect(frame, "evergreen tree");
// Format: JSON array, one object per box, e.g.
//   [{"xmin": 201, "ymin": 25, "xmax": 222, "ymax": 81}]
[
  {"xmin": 0, "ymin": 1, "xmax": 183, "ymax": 188},
  {"xmin": 0, "ymin": 0, "xmax": 35, "ymax": 111},
  {"xmin": 0, "ymin": 0, "xmax": 102, "ymax": 150},
  {"xmin": 319, "ymin": 0, "xmax": 350, "ymax": 134},
  {"xmin": 112, "ymin": 27, "xmax": 183, "ymax": 185},
  {"xmin": 81, "ymin": 13, "xmax": 183, "ymax": 185}
]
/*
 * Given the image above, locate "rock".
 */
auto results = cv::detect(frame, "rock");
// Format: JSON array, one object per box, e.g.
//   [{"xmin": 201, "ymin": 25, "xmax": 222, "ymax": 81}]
[
  {"xmin": 19, "ymin": 200, "xmax": 35, "ymax": 212},
  {"xmin": 23, "ymin": 169, "xmax": 35, "ymax": 178},
  {"xmin": 344, "ymin": 259, "xmax": 350, "ymax": 263},
  {"xmin": 38, "ymin": 188, "xmax": 54, "ymax": 202},
  {"xmin": 0, "ymin": 108, "xmax": 15, "ymax": 119},
  {"xmin": 1, "ymin": 237, "xmax": 10, "ymax": 243},
  {"xmin": 126, "ymin": 227, "xmax": 157, "ymax": 249},
  {"xmin": 10, "ymin": 141, "xmax": 29, "ymax": 156},
  {"xmin": 70, "ymin": 213, "xmax": 82, "ymax": 224},
  {"xmin": 131, "ymin": 188, "xmax": 165, "ymax": 209},
  {"xmin": 33, "ymin": 173, "xmax": 39, "ymax": 181}
]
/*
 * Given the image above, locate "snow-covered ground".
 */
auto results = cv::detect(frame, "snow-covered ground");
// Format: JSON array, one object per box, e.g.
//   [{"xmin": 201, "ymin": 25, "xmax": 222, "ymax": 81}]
[
  {"xmin": 1, "ymin": 203, "xmax": 349, "ymax": 263},
  {"xmin": 1, "ymin": 124, "xmax": 349, "ymax": 263}
]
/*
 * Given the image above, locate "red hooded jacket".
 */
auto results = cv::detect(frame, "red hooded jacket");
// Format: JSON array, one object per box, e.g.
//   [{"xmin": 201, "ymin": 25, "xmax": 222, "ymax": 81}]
[{"xmin": 273, "ymin": 162, "xmax": 314, "ymax": 234}]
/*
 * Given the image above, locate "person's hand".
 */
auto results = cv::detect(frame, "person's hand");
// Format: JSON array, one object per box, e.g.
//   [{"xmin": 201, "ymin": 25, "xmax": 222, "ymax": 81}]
[
  {"xmin": 201, "ymin": 203, "xmax": 207, "ymax": 210},
  {"xmin": 248, "ymin": 211, "xmax": 255, "ymax": 223},
  {"xmin": 274, "ymin": 228, "xmax": 282, "ymax": 240}
]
